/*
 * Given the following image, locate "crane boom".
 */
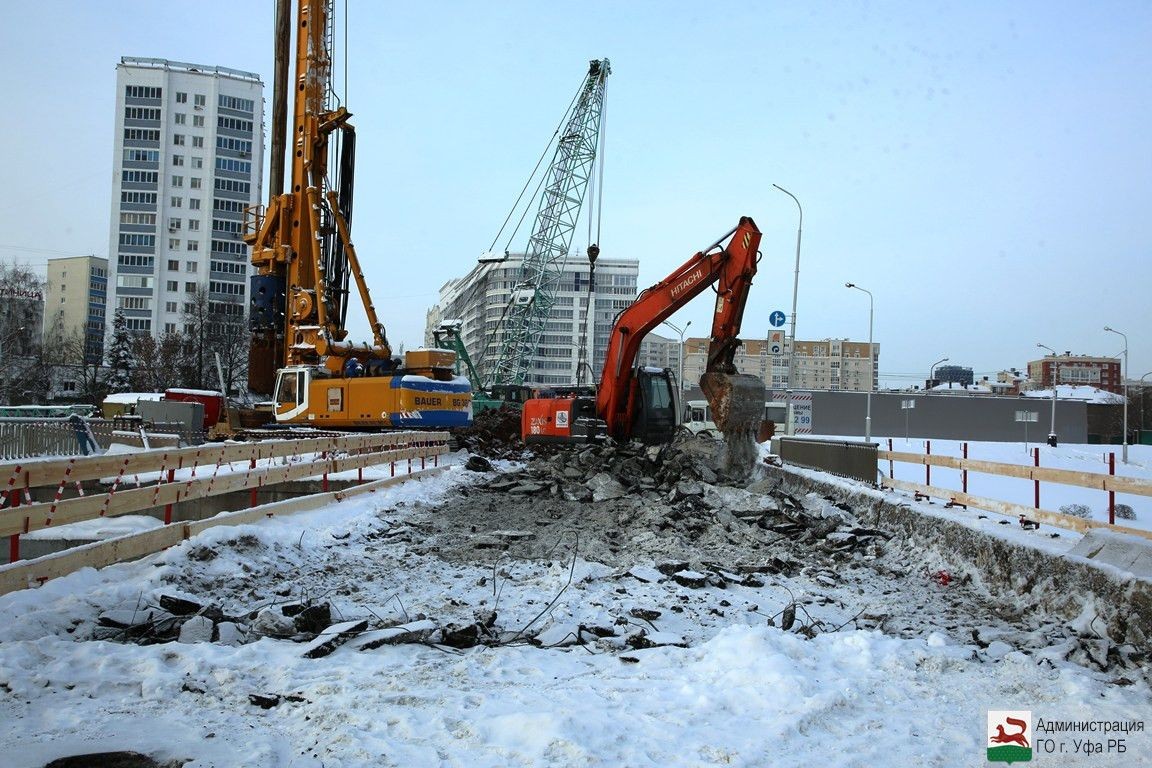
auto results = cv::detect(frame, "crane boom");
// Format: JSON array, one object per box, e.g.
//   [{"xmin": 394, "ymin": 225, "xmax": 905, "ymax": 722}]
[{"xmin": 484, "ymin": 59, "xmax": 610, "ymax": 388}]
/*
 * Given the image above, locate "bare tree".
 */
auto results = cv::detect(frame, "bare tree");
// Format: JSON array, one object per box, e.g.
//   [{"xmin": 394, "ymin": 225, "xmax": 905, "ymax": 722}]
[
  {"xmin": 179, "ymin": 287, "xmax": 248, "ymax": 395},
  {"xmin": 130, "ymin": 330, "xmax": 186, "ymax": 392},
  {"xmin": 43, "ymin": 313, "xmax": 107, "ymax": 405},
  {"xmin": 0, "ymin": 263, "xmax": 46, "ymax": 405}
]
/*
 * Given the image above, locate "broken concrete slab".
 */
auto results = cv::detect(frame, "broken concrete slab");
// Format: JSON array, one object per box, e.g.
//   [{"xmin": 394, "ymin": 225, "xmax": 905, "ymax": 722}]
[
  {"xmin": 178, "ymin": 614, "xmax": 214, "ymax": 644},
  {"xmin": 349, "ymin": 619, "xmax": 439, "ymax": 651},
  {"xmin": 301, "ymin": 619, "xmax": 369, "ymax": 659}
]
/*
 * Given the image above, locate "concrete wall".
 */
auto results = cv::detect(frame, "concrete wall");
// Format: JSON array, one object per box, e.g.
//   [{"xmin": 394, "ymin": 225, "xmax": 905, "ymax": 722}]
[{"xmin": 811, "ymin": 391, "xmax": 1090, "ymax": 443}]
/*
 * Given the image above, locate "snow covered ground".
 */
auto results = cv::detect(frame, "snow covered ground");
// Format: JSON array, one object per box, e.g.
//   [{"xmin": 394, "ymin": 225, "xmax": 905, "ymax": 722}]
[{"xmin": 1, "ymin": 444, "xmax": 1150, "ymax": 767}]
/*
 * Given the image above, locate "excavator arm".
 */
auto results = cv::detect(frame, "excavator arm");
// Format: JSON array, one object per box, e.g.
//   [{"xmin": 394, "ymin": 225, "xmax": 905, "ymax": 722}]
[{"xmin": 596, "ymin": 216, "xmax": 764, "ymax": 440}]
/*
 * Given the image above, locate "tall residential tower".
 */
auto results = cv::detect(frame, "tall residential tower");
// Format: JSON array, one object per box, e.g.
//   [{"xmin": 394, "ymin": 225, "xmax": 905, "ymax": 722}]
[{"xmin": 107, "ymin": 57, "xmax": 263, "ymax": 339}]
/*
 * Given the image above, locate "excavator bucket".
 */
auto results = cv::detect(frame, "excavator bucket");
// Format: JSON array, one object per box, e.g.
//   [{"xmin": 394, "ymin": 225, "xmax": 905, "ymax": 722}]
[
  {"xmin": 700, "ymin": 372, "xmax": 765, "ymax": 478},
  {"xmin": 699, "ymin": 372, "xmax": 765, "ymax": 436}
]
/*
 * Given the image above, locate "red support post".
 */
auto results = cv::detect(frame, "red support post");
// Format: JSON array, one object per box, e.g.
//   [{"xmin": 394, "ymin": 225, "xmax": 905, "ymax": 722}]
[
  {"xmin": 925, "ymin": 440, "xmax": 931, "ymax": 486},
  {"xmin": 164, "ymin": 468, "xmax": 176, "ymax": 524},
  {"xmin": 1108, "ymin": 452, "xmax": 1116, "ymax": 525},
  {"xmin": 7, "ymin": 488, "xmax": 20, "ymax": 563},
  {"xmin": 887, "ymin": 438, "xmax": 894, "ymax": 479},
  {"xmin": 1033, "ymin": 447, "xmax": 1040, "ymax": 509},
  {"xmin": 249, "ymin": 459, "xmax": 258, "ymax": 508},
  {"xmin": 322, "ymin": 451, "xmax": 329, "ymax": 493},
  {"xmin": 962, "ymin": 442, "xmax": 968, "ymax": 494}
]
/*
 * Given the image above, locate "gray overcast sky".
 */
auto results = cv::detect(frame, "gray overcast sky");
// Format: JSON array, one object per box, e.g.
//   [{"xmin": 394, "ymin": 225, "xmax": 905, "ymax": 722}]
[{"xmin": 1, "ymin": 1, "xmax": 1149, "ymax": 388}]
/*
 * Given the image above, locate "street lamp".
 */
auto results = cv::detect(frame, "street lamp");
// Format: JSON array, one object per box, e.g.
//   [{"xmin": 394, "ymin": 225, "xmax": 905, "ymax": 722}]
[
  {"xmin": 1140, "ymin": 371, "xmax": 1152, "ymax": 441},
  {"xmin": 773, "ymin": 183, "xmax": 802, "ymax": 435},
  {"xmin": 1037, "ymin": 343, "xmax": 1059, "ymax": 447},
  {"xmin": 845, "ymin": 283, "xmax": 874, "ymax": 442},
  {"xmin": 928, "ymin": 357, "xmax": 949, "ymax": 390},
  {"xmin": 1104, "ymin": 326, "xmax": 1129, "ymax": 462},
  {"xmin": 661, "ymin": 319, "xmax": 691, "ymax": 394}
]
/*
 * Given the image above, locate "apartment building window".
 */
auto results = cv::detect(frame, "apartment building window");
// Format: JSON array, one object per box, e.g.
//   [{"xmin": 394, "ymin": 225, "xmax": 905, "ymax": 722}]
[
  {"xmin": 126, "ymin": 86, "xmax": 161, "ymax": 99},
  {"xmin": 168, "ymin": 238, "xmax": 180, "ymax": 249},
  {"xmin": 186, "ymin": 261, "xmax": 198, "ymax": 273},
  {"xmin": 192, "ymin": 136, "xmax": 204, "ymax": 148},
  {"xmin": 172, "ymin": 154, "xmax": 184, "ymax": 166},
  {"xmin": 187, "ymin": 241, "xmax": 199, "ymax": 251},
  {"xmin": 189, "ymin": 198, "xmax": 201, "ymax": 210},
  {"xmin": 193, "ymin": 115, "xmax": 204, "ymax": 128},
  {"xmin": 173, "ymin": 134, "xmax": 185, "ymax": 146},
  {"xmin": 123, "ymin": 149, "xmax": 159, "ymax": 163},
  {"xmin": 176, "ymin": 92, "xmax": 188, "ymax": 104},
  {"xmin": 194, "ymin": 94, "xmax": 206, "ymax": 108},
  {"xmin": 185, "ymin": 282, "xmax": 197, "ymax": 292},
  {"xmin": 166, "ymin": 280, "xmax": 178, "ymax": 291},
  {"xmin": 164, "ymin": 323, "xmax": 176, "ymax": 333},
  {"xmin": 172, "ymin": 175, "xmax": 184, "ymax": 187},
  {"xmin": 165, "ymin": 302, "xmax": 177, "ymax": 313},
  {"xmin": 190, "ymin": 177, "xmax": 202, "ymax": 189},
  {"xmin": 188, "ymin": 219, "xmax": 200, "ymax": 231},
  {"xmin": 170, "ymin": 196, "xmax": 182, "ymax": 207},
  {"xmin": 169, "ymin": 218, "xmax": 182, "ymax": 230},
  {"xmin": 174, "ymin": 113, "xmax": 186, "ymax": 125},
  {"xmin": 167, "ymin": 259, "xmax": 179, "ymax": 271}
]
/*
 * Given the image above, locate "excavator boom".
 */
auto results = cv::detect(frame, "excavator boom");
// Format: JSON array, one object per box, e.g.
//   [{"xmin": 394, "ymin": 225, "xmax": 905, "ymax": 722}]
[
  {"xmin": 522, "ymin": 216, "xmax": 766, "ymax": 464},
  {"xmin": 597, "ymin": 216, "xmax": 764, "ymax": 440}
]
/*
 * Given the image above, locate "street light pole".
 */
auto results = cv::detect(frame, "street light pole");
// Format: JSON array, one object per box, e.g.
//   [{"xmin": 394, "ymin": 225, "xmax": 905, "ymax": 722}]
[
  {"xmin": 845, "ymin": 283, "xmax": 874, "ymax": 442},
  {"xmin": 1037, "ymin": 343, "xmax": 1059, "ymax": 447},
  {"xmin": 1140, "ymin": 371, "xmax": 1152, "ymax": 442},
  {"xmin": 1104, "ymin": 326, "xmax": 1129, "ymax": 462},
  {"xmin": 773, "ymin": 184, "xmax": 802, "ymax": 436},
  {"xmin": 928, "ymin": 357, "xmax": 949, "ymax": 390},
  {"xmin": 661, "ymin": 319, "xmax": 691, "ymax": 394}
]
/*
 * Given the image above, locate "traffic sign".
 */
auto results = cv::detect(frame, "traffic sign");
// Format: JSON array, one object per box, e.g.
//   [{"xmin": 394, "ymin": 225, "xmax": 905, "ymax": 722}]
[{"xmin": 769, "ymin": 310, "xmax": 786, "ymax": 327}]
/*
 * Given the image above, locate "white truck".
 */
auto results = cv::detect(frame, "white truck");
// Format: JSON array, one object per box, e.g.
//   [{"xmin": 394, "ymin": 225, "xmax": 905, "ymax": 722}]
[{"xmin": 682, "ymin": 399, "xmax": 786, "ymax": 439}]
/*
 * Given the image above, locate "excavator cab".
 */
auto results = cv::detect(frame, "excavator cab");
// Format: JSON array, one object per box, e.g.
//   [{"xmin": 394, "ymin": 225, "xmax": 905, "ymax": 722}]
[{"xmin": 629, "ymin": 367, "xmax": 680, "ymax": 444}]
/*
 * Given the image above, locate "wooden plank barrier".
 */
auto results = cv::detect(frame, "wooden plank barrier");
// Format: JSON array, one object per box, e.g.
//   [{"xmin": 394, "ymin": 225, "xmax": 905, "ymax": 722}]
[
  {"xmin": 1, "ymin": 433, "xmax": 448, "ymax": 561},
  {"xmin": 879, "ymin": 450, "xmax": 1152, "ymax": 496},
  {"xmin": 879, "ymin": 476, "xmax": 1152, "ymax": 541},
  {"xmin": 0, "ymin": 465, "xmax": 448, "ymax": 595},
  {"xmin": 877, "ymin": 449, "xmax": 1152, "ymax": 541}
]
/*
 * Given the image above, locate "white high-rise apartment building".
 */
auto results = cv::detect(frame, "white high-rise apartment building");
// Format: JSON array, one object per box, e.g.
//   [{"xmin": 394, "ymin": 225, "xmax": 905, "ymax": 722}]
[
  {"xmin": 108, "ymin": 57, "xmax": 264, "ymax": 339},
  {"xmin": 428, "ymin": 255, "xmax": 639, "ymax": 387}
]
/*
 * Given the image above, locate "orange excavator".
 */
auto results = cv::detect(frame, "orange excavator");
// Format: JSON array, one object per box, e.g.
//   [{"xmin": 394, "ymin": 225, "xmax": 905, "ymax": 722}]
[{"xmin": 521, "ymin": 216, "xmax": 765, "ymax": 449}]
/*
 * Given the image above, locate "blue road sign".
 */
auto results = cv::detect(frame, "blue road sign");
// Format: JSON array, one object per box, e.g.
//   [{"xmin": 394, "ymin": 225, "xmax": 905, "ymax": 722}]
[{"xmin": 769, "ymin": 310, "xmax": 786, "ymax": 327}]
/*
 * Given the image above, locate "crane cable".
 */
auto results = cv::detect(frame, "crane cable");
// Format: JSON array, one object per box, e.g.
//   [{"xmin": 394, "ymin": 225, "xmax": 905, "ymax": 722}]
[{"xmin": 487, "ymin": 75, "xmax": 586, "ymax": 254}]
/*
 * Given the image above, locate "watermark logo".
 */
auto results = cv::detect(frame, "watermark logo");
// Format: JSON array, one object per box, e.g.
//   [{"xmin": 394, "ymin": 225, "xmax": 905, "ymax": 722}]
[{"xmin": 988, "ymin": 710, "xmax": 1032, "ymax": 763}]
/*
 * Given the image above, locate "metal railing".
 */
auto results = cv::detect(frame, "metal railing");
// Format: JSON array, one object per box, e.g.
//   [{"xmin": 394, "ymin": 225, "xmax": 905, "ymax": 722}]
[
  {"xmin": 0, "ymin": 418, "xmax": 204, "ymax": 461},
  {"xmin": 775, "ymin": 436, "xmax": 879, "ymax": 483}
]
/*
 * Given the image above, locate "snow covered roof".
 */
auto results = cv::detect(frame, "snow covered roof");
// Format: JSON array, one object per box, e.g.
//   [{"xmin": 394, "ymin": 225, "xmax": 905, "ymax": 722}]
[
  {"xmin": 102, "ymin": 392, "xmax": 164, "ymax": 405},
  {"xmin": 1022, "ymin": 384, "xmax": 1125, "ymax": 404}
]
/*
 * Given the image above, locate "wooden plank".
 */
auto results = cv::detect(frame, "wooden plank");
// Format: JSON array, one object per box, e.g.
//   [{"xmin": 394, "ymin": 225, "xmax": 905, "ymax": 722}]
[
  {"xmin": 0, "ymin": 466, "xmax": 448, "ymax": 596},
  {"xmin": 0, "ymin": 431, "xmax": 445, "ymax": 488},
  {"xmin": 877, "ymin": 450, "xmax": 1152, "ymax": 497},
  {"xmin": 0, "ymin": 443, "xmax": 443, "ymax": 538},
  {"xmin": 880, "ymin": 477, "xmax": 1152, "ymax": 540}
]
